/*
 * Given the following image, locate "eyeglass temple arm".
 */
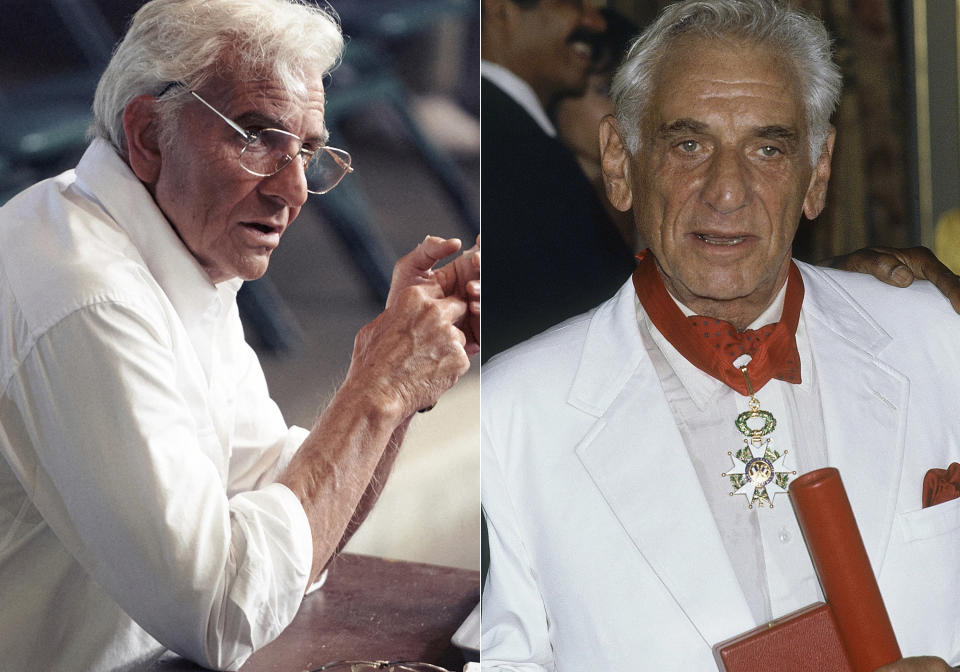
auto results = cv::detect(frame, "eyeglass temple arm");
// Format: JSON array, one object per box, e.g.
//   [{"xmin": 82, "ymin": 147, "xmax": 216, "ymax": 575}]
[
  {"xmin": 328, "ymin": 149, "xmax": 355, "ymax": 173},
  {"xmin": 189, "ymin": 91, "xmax": 251, "ymax": 141},
  {"xmin": 188, "ymin": 89, "xmax": 353, "ymax": 175}
]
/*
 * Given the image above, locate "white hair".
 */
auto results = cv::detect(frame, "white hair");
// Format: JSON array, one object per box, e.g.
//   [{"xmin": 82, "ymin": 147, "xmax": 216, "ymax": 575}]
[
  {"xmin": 611, "ymin": 0, "xmax": 842, "ymax": 166},
  {"xmin": 91, "ymin": 0, "xmax": 344, "ymax": 153}
]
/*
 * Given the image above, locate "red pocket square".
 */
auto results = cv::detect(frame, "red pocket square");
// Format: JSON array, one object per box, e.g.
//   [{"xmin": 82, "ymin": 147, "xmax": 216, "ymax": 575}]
[{"xmin": 922, "ymin": 463, "xmax": 960, "ymax": 508}]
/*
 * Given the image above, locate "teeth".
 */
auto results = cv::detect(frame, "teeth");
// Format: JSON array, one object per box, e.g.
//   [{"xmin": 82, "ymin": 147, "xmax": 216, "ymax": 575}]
[
  {"xmin": 570, "ymin": 42, "xmax": 592, "ymax": 58},
  {"xmin": 697, "ymin": 234, "xmax": 745, "ymax": 246}
]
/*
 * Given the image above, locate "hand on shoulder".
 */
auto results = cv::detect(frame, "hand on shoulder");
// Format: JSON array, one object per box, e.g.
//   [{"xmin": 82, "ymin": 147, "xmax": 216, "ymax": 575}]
[{"xmin": 819, "ymin": 246, "xmax": 960, "ymax": 313}]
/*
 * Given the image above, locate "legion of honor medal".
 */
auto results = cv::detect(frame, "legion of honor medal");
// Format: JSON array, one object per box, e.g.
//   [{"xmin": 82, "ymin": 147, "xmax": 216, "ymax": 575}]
[{"xmin": 721, "ymin": 355, "xmax": 796, "ymax": 509}]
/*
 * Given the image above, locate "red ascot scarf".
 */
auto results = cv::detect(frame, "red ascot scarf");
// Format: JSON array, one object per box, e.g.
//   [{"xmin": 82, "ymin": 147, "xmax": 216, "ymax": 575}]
[{"xmin": 632, "ymin": 250, "xmax": 804, "ymax": 395}]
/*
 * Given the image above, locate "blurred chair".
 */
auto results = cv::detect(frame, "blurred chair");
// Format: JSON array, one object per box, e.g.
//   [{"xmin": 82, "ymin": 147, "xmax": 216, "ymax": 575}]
[{"xmin": 0, "ymin": 0, "xmax": 110, "ymax": 201}]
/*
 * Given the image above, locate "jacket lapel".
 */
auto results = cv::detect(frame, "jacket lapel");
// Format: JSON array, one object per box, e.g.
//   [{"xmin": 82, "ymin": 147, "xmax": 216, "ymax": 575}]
[
  {"xmin": 569, "ymin": 282, "xmax": 756, "ymax": 646},
  {"xmin": 566, "ymin": 267, "xmax": 910, "ymax": 645},
  {"xmin": 799, "ymin": 264, "xmax": 908, "ymax": 572}
]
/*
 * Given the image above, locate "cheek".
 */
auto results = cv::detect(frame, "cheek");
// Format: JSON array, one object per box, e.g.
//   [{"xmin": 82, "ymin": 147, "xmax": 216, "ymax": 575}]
[{"xmin": 639, "ymin": 171, "xmax": 699, "ymax": 232}]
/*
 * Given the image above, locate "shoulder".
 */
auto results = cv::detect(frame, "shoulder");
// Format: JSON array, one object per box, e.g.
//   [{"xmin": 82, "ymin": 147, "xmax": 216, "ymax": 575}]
[
  {"xmin": 483, "ymin": 310, "xmax": 594, "ymax": 399},
  {"xmin": 800, "ymin": 261, "xmax": 958, "ymax": 331},
  {"xmin": 0, "ymin": 174, "xmax": 167, "ymax": 342},
  {"xmin": 483, "ymin": 280, "xmax": 639, "ymax": 411},
  {"xmin": 798, "ymin": 261, "xmax": 960, "ymax": 369}
]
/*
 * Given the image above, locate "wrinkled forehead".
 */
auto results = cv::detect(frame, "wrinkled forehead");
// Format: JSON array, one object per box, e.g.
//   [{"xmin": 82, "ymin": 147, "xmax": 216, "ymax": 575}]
[
  {"xmin": 646, "ymin": 34, "xmax": 803, "ymax": 120},
  {"xmin": 206, "ymin": 70, "xmax": 329, "ymax": 139}
]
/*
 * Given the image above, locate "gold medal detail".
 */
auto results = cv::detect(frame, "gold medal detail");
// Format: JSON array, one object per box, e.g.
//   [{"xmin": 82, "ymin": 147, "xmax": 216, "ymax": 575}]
[{"xmin": 722, "ymin": 363, "xmax": 795, "ymax": 509}]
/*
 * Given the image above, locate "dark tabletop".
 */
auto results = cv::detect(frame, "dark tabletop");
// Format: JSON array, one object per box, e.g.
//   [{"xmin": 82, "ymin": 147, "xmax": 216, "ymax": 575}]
[{"xmin": 150, "ymin": 553, "xmax": 481, "ymax": 672}]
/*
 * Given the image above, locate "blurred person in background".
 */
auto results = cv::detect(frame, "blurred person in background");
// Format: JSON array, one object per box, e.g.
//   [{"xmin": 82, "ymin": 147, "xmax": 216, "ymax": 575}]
[
  {"xmin": 552, "ymin": 6, "xmax": 644, "ymax": 249},
  {"xmin": 0, "ymin": 0, "xmax": 479, "ymax": 670},
  {"xmin": 481, "ymin": 0, "xmax": 637, "ymax": 360}
]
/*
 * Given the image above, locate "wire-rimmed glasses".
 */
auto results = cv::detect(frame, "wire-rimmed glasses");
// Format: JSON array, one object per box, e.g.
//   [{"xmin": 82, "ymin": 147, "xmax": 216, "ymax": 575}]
[
  {"xmin": 310, "ymin": 662, "xmax": 451, "ymax": 672},
  {"xmin": 189, "ymin": 90, "xmax": 353, "ymax": 194}
]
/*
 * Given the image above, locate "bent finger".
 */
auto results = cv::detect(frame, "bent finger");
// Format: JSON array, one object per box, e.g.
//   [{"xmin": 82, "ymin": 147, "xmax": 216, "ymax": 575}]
[{"xmin": 399, "ymin": 236, "xmax": 461, "ymax": 275}]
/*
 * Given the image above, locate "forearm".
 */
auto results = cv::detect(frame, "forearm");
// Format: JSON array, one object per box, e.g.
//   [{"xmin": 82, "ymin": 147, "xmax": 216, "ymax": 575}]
[
  {"xmin": 282, "ymin": 237, "xmax": 475, "ymax": 584},
  {"xmin": 278, "ymin": 381, "xmax": 407, "ymax": 584},
  {"xmin": 332, "ymin": 417, "xmax": 413, "ymax": 557}
]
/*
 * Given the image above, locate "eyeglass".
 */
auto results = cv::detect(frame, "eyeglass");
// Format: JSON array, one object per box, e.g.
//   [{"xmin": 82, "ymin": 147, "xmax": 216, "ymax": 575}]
[
  {"xmin": 189, "ymin": 90, "xmax": 353, "ymax": 194},
  {"xmin": 310, "ymin": 662, "xmax": 451, "ymax": 672}
]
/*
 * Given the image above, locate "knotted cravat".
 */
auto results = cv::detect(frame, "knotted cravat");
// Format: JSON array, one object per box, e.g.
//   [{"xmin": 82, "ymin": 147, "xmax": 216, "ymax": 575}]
[{"xmin": 632, "ymin": 250, "xmax": 803, "ymax": 395}]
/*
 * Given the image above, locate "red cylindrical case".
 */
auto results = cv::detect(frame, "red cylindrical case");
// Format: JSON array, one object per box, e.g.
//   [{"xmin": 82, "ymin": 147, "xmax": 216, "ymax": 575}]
[{"xmin": 789, "ymin": 468, "xmax": 901, "ymax": 672}]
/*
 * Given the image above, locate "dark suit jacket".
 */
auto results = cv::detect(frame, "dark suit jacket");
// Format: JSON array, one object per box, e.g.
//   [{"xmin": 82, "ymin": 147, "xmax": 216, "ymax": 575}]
[{"xmin": 482, "ymin": 77, "xmax": 635, "ymax": 360}]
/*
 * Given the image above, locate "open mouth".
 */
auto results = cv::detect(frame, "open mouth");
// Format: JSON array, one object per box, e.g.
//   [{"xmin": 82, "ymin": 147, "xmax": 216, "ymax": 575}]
[
  {"xmin": 567, "ymin": 26, "xmax": 601, "ymax": 61},
  {"xmin": 244, "ymin": 222, "xmax": 275, "ymax": 235},
  {"xmin": 239, "ymin": 222, "xmax": 283, "ymax": 249},
  {"xmin": 570, "ymin": 41, "xmax": 593, "ymax": 59}
]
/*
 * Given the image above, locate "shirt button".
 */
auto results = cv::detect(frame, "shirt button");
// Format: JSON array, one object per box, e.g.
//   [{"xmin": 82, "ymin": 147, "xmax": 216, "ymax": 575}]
[{"xmin": 778, "ymin": 528, "xmax": 791, "ymax": 544}]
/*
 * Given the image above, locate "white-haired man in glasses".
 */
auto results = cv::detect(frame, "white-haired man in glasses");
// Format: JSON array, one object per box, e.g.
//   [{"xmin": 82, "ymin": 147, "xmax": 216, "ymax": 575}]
[{"xmin": 0, "ymin": 0, "xmax": 478, "ymax": 670}]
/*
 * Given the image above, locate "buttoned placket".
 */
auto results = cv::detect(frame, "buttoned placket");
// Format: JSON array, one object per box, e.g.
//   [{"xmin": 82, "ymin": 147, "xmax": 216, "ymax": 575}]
[{"xmin": 638, "ymin": 292, "xmax": 830, "ymax": 626}]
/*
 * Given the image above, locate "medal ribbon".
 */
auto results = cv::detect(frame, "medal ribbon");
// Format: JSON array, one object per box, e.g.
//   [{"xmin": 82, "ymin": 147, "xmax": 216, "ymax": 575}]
[{"xmin": 632, "ymin": 250, "xmax": 804, "ymax": 395}]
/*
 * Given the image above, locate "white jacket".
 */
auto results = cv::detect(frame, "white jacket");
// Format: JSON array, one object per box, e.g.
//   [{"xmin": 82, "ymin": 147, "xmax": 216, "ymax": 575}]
[{"xmin": 481, "ymin": 262, "xmax": 960, "ymax": 670}]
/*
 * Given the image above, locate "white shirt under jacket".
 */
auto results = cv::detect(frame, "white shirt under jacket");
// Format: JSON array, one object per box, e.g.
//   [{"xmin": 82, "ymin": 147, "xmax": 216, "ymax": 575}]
[
  {"xmin": 0, "ymin": 139, "xmax": 313, "ymax": 671},
  {"xmin": 481, "ymin": 263, "xmax": 960, "ymax": 671}
]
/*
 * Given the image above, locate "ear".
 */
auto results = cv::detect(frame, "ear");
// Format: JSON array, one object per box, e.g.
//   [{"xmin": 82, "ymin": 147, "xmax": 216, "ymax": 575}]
[
  {"xmin": 802, "ymin": 125, "xmax": 836, "ymax": 220},
  {"xmin": 122, "ymin": 94, "xmax": 164, "ymax": 186},
  {"xmin": 599, "ymin": 115, "xmax": 634, "ymax": 212}
]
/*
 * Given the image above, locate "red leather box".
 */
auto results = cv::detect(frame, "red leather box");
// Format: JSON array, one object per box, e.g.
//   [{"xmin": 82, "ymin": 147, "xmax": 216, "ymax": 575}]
[{"xmin": 713, "ymin": 602, "xmax": 852, "ymax": 672}]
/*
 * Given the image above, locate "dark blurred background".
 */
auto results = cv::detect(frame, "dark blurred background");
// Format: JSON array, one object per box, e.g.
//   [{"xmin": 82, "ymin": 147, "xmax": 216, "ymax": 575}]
[{"xmin": 0, "ymin": 0, "xmax": 481, "ymax": 571}]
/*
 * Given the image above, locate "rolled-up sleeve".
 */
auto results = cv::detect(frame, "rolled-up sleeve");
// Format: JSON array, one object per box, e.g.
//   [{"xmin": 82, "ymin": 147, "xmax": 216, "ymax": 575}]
[{"xmin": 3, "ymin": 297, "xmax": 312, "ymax": 669}]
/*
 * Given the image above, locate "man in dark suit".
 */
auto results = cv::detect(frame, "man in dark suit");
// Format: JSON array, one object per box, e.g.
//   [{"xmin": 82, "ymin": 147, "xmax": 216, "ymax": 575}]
[{"xmin": 481, "ymin": 0, "xmax": 637, "ymax": 360}]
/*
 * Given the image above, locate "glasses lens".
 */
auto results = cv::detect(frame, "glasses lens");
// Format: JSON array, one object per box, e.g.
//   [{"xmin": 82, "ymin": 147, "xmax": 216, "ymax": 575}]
[
  {"xmin": 238, "ymin": 130, "xmax": 352, "ymax": 194},
  {"xmin": 304, "ymin": 146, "xmax": 352, "ymax": 194},
  {"xmin": 238, "ymin": 129, "xmax": 300, "ymax": 176}
]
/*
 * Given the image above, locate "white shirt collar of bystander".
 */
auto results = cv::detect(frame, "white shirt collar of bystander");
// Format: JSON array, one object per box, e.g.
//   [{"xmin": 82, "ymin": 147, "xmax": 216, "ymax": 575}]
[{"xmin": 482, "ymin": 59, "xmax": 557, "ymax": 138}]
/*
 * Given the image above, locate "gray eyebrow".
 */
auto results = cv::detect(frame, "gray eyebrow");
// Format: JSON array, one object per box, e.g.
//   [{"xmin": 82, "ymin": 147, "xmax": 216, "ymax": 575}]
[
  {"xmin": 658, "ymin": 118, "xmax": 709, "ymax": 136},
  {"xmin": 233, "ymin": 110, "xmax": 330, "ymax": 145}
]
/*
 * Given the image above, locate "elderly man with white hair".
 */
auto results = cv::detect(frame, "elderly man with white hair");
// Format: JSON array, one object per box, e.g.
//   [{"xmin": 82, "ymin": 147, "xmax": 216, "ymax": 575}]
[
  {"xmin": 481, "ymin": 1, "xmax": 959, "ymax": 670},
  {"xmin": 0, "ymin": 1, "xmax": 479, "ymax": 670}
]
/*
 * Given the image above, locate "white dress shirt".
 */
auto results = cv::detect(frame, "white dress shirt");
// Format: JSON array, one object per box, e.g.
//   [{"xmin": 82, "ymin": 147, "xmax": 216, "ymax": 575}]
[
  {"xmin": 0, "ymin": 139, "xmax": 313, "ymax": 671},
  {"xmin": 481, "ymin": 60, "xmax": 557, "ymax": 137},
  {"xmin": 636, "ymin": 282, "xmax": 829, "ymax": 624}
]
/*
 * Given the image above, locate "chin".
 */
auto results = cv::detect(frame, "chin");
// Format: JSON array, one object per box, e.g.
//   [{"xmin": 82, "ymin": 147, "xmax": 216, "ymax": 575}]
[
  {"xmin": 239, "ymin": 267, "xmax": 269, "ymax": 282},
  {"xmin": 684, "ymin": 270, "xmax": 758, "ymax": 301}
]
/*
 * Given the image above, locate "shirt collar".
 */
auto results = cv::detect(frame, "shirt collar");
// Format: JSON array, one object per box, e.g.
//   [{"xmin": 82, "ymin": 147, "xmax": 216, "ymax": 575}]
[
  {"xmin": 72, "ymin": 139, "xmax": 241, "ymax": 369},
  {"xmin": 637, "ymin": 280, "xmax": 811, "ymax": 410},
  {"xmin": 481, "ymin": 60, "xmax": 557, "ymax": 137},
  {"xmin": 670, "ymin": 280, "xmax": 787, "ymax": 329}
]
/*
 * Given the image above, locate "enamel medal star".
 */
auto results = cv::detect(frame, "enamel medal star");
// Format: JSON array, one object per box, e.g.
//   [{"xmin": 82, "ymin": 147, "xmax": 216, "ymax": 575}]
[{"xmin": 721, "ymin": 356, "xmax": 796, "ymax": 509}]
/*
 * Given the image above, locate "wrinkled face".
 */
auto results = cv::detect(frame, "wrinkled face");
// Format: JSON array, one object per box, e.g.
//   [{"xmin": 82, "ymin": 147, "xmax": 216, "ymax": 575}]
[
  {"xmin": 512, "ymin": 0, "xmax": 605, "ymax": 103},
  {"xmin": 153, "ymin": 73, "xmax": 325, "ymax": 284},
  {"xmin": 604, "ymin": 37, "xmax": 833, "ymax": 324}
]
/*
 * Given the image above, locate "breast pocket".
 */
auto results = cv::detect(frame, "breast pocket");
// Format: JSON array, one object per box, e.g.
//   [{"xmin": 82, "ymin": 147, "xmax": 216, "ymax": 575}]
[
  {"xmin": 895, "ymin": 497, "xmax": 960, "ymax": 543},
  {"xmin": 882, "ymin": 498, "xmax": 960, "ymax": 659}
]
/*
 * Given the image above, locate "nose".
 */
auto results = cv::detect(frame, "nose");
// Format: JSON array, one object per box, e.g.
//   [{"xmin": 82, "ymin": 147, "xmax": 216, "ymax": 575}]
[
  {"xmin": 259, "ymin": 155, "xmax": 309, "ymax": 209},
  {"xmin": 701, "ymin": 147, "xmax": 749, "ymax": 214}
]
